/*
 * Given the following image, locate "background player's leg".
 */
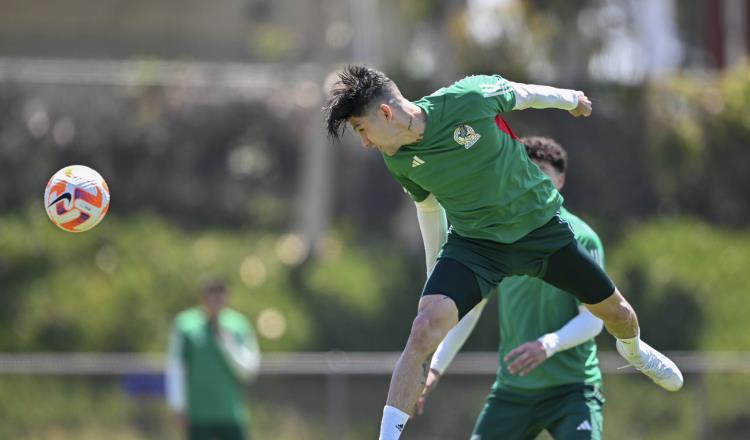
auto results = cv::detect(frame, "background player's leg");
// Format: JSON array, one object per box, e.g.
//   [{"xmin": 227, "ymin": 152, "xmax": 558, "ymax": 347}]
[
  {"xmin": 471, "ymin": 389, "xmax": 540, "ymax": 440},
  {"xmin": 188, "ymin": 423, "xmax": 210, "ymax": 440},
  {"xmin": 540, "ymin": 386, "xmax": 604, "ymax": 440},
  {"xmin": 215, "ymin": 423, "xmax": 247, "ymax": 440}
]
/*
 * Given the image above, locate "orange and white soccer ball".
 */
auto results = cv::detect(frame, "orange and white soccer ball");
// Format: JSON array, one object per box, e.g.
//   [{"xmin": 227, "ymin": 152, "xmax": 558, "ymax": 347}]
[{"xmin": 44, "ymin": 165, "xmax": 110, "ymax": 232}]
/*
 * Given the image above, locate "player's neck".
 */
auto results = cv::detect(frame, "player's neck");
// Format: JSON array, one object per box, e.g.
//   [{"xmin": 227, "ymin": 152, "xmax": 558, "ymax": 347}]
[{"xmin": 400, "ymin": 102, "xmax": 426, "ymax": 145}]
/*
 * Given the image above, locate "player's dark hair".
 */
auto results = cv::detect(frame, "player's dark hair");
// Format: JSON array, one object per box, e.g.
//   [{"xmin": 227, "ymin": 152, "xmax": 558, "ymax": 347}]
[
  {"xmin": 322, "ymin": 65, "xmax": 394, "ymax": 140},
  {"xmin": 520, "ymin": 136, "xmax": 568, "ymax": 173},
  {"xmin": 201, "ymin": 278, "xmax": 227, "ymax": 295}
]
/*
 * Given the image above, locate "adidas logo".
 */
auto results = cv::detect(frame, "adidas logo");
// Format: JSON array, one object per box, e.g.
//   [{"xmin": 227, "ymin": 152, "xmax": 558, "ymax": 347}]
[
  {"xmin": 576, "ymin": 420, "xmax": 592, "ymax": 431},
  {"xmin": 411, "ymin": 156, "xmax": 425, "ymax": 167},
  {"xmin": 395, "ymin": 423, "xmax": 405, "ymax": 432}
]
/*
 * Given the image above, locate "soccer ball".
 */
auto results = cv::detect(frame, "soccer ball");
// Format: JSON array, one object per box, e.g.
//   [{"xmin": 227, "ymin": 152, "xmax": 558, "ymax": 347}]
[{"xmin": 44, "ymin": 165, "xmax": 110, "ymax": 232}]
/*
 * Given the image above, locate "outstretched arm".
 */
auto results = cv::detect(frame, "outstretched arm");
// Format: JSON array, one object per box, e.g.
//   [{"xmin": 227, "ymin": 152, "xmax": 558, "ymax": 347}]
[{"xmin": 509, "ymin": 82, "xmax": 592, "ymax": 117}]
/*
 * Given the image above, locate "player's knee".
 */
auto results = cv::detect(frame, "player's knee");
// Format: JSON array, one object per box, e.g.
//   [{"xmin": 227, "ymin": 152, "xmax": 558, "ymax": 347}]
[{"xmin": 409, "ymin": 312, "xmax": 451, "ymax": 354}]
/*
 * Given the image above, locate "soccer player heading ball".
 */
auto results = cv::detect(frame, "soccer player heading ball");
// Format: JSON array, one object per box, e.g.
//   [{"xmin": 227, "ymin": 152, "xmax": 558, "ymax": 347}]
[
  {"xmin": 322, "ymin": 66, "xmax": 683, "ymax": 440},
  {"xmin": 418, "ymin": 136, "xmax": 608, "ymax": 439}
]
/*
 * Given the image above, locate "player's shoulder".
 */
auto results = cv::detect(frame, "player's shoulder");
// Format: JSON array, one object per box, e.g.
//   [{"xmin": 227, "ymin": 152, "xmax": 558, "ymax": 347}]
[
  {"xmin": 220, "ymin": 308, "xmax": 251, "ymax": 330},
  {"xmin": 460, "ymin": 74, "xmax": 513, "ymax": 99},
  {"xmin": 419, "ymin": 74, "xmax": 512, "ymax": 123},
  {"xmin": 174, "ymin": 307, "xmax": 204, "ymax": 329},
  {"xmin": 428, "ymin": 74, "xmax": 508, "ymax": 99},
  {"xmin": 560, "ymin": 207, "xmax": 602, "ymax": 245}
]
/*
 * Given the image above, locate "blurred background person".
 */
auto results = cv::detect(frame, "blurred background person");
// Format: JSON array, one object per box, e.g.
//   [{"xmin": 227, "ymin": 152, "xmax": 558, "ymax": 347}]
[{"xmin": 166, "ymin": 278, "xmax": 261, "ymax": 440}]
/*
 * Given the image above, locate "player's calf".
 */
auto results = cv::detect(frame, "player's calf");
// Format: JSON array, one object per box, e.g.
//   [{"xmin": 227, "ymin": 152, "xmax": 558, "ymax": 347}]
[{"xmin": 584, "ymin": 290, "xmax": 639, "ymax": 340}]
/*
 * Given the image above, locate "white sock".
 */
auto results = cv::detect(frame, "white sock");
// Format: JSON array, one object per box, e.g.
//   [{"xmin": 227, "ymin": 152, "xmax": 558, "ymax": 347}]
[
  {"xmin": 617, "ymin": 331, "xmax": 641, "ymax": 358},
  {"xmin": 379, "ymin": 405, "xmax": 409, "ymax": 440}
]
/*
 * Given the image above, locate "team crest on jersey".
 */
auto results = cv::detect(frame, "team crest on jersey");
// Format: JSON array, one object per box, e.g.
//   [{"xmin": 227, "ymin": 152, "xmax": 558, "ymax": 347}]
[{"xmin": 454, "ymin": 124, "xmax": 481, "ymax": 149}]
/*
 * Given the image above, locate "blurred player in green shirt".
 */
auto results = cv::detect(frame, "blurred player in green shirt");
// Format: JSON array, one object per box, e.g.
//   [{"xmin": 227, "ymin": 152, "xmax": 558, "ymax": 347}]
[
  {"xmin": 417, "ymin": 137, "xmax": 606, "ymax": 439},
  {"xmin": 166, "ymin": 279, "xmax": 260, "ymax": 440},
  {"xmin": 322, "ymin": 66, "xmax": 682, "ymax": 440}
]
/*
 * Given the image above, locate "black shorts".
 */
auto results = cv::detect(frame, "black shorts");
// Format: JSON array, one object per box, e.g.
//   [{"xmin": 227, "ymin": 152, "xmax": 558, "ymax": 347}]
[{"xmin": 422, "ymin": 215, "xmax": 615, "ymax": 319}]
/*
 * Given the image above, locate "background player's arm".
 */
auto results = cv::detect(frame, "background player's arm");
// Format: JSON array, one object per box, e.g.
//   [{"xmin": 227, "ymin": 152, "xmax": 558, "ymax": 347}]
[
  {"xmin": 217, "ymin": 324, "xmax": 261, "ymax": 383},
  {"xmin": 165, "ymin": 325, "xmax": 186, "ymax": 423},
  {"xmin": 505, "ymin": 306, "xmax": 604, "ymax": 376},
  {"xmin": 507, "ymin": 235, "xmax": 606, "ymax": 374},
  {"xmin": 537, "ymin": 306, "xmax": 605, "ymax": 357}
]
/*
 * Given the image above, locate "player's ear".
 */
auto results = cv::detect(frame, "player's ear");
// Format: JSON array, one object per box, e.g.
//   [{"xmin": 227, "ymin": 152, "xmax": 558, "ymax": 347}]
[{"xmin": 378, "ymin": 103, "xmax": 393, "ymax": 121}]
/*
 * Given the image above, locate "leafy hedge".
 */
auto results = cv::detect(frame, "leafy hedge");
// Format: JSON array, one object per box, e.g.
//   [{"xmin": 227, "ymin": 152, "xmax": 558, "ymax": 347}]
[
  {"xmin": 607, "ymin": 217, "xmax": 750, "ymax": 351},
  {"xmin": 646, "ymin": 64, "xmax": 750, "ymax": 226},
  {"xmin": 0, "ymin": 207, "xmax": 419, "ymax": 354}
]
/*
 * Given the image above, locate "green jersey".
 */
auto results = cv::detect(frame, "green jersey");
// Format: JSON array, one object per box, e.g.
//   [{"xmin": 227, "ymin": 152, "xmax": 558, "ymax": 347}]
[
  {"xmin": 382, "ymin": 75, "xmax": 563, "ymax": 244},
  {"xmin": 495, "ymin": 207, "xmax": 604, "ymax": 391},
  {"xmin": 169, "ymin": 307, "xmax": 257, "ymax": 424}
]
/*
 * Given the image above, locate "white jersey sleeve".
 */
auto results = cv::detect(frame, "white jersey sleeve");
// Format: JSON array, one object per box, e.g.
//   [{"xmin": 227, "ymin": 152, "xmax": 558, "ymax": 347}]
[
  {"xmin": 510, "ymin": 82, "xmax": 580, "ymax": 111},
  {"xmin": 165, "ymin": 326, "xmax": 186, "ymax": 413},
  {"xmin": 414, "ymin": 194, "xmax": 449, "ymax": 275},
  {"xmin": 537, "ymin": 305, "xmax": 604, "ymax": 358}
]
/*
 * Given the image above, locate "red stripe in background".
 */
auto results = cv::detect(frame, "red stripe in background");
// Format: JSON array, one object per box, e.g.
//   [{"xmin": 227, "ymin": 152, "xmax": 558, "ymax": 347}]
[{"xmin": 494, "ymin": 115, "xmax": 518, "ymax": 140}]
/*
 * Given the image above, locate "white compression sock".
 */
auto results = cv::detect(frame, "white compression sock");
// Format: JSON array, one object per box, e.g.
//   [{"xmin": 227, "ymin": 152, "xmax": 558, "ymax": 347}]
[
  {"xmin": 617, "ymin": 331, "xmax": 641, "ymax": 358},
  {"xmin": 379, "ymin": 405, "xmax": 409, "ymax": 440}
]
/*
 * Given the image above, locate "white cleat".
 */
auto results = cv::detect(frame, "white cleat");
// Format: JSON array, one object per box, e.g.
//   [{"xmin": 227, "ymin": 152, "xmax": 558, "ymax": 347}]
[{"xmin": 616, "ymin": 340, "xmax": 684, "ymax": 392}]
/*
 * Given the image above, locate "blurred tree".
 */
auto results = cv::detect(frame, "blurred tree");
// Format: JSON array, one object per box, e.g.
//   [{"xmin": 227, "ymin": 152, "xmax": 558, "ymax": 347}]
[
  {"xmin": 607, "ymin": 217, "xmax": 750, "ymax": 351},
  {"xmin": 0, "ymin": 82, "xmax": 302, "ymax": 229},
  {"xmin": 647, "ymin": 64, "xmax": 750, "ymax": 226}
]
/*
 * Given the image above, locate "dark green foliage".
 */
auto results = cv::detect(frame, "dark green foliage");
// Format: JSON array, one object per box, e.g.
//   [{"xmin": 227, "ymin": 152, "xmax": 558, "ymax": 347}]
[{"xmin": 647, "ymin": 65, "xmax": 750, "ymax": 226}]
